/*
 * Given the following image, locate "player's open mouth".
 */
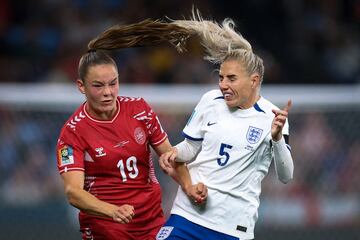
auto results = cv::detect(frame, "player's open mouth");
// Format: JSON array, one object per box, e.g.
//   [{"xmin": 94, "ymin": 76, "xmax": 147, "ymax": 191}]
[{"xmin": 223, "ymin": 93, "xmax": 232, "ymax": 101}]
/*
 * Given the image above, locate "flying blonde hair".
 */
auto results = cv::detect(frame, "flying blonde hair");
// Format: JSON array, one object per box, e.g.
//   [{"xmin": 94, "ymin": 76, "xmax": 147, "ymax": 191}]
[
  {"xmin": 87, "ymin": 10, "xmax": 264, "ymax": 81},
  {"xmin": 172, "ymin": 10, "xmax": 264, "ymax": 81}
]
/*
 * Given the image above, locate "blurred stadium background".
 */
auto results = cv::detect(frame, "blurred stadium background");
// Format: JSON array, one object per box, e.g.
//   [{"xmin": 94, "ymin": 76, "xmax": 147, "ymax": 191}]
[{"xmin": 0, "ymin": 0, "xmax": 359, "ymax": 239}]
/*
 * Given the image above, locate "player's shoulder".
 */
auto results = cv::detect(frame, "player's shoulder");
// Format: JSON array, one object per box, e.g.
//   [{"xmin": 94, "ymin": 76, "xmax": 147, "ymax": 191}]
[
  {"xmin": 61, "ymin": 104, "xmax": 87, "ymax": 134},
  {"xmin": 257, "ymin": 96, "xmax": 279, "ymax": 114},
  {"xmin": 197, "ymin": 89, "xmax": 224, "ymax": 107},
  {"xmin": 118, "ymin": 96, "xmax": 155, "ymax": 119},
  {"xmin": 118, "ymin": 96, "xmax": 144, "ymax": 104},
  {"xmin": 202, "ymin": 89, "xmax": 223, "ymax": 100},
  {"xmin": 118, "ymin": 95, "xmax": 150, "ymax": 111}
]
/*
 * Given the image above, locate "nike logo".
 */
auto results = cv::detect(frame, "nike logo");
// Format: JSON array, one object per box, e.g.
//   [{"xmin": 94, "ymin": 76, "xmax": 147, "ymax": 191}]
[{"xmin": 207, "ymin": 121, "xmax": 217, "ymax": 126}]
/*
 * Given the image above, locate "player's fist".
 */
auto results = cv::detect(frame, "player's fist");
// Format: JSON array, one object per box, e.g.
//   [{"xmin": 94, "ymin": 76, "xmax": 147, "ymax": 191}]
[
  {"xmin": 186, "ymin": 182, "xmax": 208, "ymax": 204},
  {"xmin": 271, "ymin": 100, "xmax": 291, "ymax": 141},
  {"xmin": 112, "ymin": 204, "xmax": 135, "ymax": 224}
]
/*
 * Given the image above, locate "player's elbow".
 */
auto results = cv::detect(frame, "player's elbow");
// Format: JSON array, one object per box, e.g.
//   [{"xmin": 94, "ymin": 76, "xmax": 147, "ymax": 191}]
[
  {"xmin": 279, "ymin": 176, "xmax": 292, "ymax": 184},
  {"xmin": 64, "ymin": 185, "xmax": 81, "ymax": 207},
  {"xmin": 278, "ymin": 172, "xmax": 293, "ymax": 184},
  {"xmin": 275, "ymin": 157, "xmax": 294, "ymax": 184}
]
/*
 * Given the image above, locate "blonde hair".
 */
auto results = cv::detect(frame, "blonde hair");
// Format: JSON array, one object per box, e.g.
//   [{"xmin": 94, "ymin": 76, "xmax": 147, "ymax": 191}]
[{"xmin": 172, "ymin": 11, "xmax": 264, "ymax": 81}]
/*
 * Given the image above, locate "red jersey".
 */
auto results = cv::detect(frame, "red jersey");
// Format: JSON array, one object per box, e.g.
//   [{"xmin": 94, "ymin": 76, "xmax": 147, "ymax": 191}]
[{"xmin": 56, "ymin": 96, "xmax": 167, "ymax": 236}]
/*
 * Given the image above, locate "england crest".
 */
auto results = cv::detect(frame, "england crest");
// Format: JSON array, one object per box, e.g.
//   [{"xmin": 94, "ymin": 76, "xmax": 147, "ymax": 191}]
[
  {"xmin": 156, "ymin": 226, "xmax": 174, "ymax": 240},
  {"xmin": 246, "ymin": 126, "xmax": 263, "ymax": 144}
]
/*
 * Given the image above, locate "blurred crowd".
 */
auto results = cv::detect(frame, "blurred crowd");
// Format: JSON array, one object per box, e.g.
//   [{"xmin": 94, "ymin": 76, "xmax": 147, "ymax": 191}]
[{"xmin": 0, "ymin": 0, "xmax": 359, "ymax": 85}]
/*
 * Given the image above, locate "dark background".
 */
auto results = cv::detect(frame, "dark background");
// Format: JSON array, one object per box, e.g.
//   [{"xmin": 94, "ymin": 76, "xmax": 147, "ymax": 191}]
[{"xmin": 0, "ymin": 0, "xmax": 359, "ymax": 85}]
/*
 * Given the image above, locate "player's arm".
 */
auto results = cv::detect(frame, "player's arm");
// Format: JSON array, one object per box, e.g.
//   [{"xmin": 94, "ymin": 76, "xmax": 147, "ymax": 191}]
[
  {"xmin": 271, "ymin": 100, "xmax": 294, "ymax": 183},
  {"xmin": 272, "ymin": 135, "xmax": 293, "ymax": 183},
  {"xmin": 61, "ymin": 171, "xmax": 135, "ymax": 223},
  {"xmin": 153, "ymin": 138, "xmax": 188, "ymax": 184},
  {"xmin": 155, "ymin": 138, "xmax": 207, "ymax": 203}
]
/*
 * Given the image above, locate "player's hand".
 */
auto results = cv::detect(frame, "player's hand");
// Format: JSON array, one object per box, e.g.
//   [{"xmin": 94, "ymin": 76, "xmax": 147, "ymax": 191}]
[
  {"xmin": 185, "ymin": 182, "xmax": 208, "ymax": 204},
  {"xmin": 159, "ymin": 147, "xmax": 178, "ymax": 176},
  {"xmin": 271, "ymin": 100, "xmax": 292, "ymax": 141},
  {"xmin": 111, "ymin": 204, "xmax": 135, "ymax": 224}
]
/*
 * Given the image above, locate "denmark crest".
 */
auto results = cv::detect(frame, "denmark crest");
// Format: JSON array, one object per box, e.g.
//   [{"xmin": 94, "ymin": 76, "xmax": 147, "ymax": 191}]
[
  {"xmin": 134, "ymin": 127, "xmax": 146, "ymax": 144},
  {"xmin": 246, "ymin": 126, "xmax": 263, "ymax": 144}
]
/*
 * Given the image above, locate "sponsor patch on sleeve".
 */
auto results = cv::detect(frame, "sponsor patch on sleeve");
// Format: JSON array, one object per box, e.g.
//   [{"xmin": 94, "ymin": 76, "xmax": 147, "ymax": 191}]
[{"xmin": 58, "ymin": 145, "xmax": 74, "ymax": 166}]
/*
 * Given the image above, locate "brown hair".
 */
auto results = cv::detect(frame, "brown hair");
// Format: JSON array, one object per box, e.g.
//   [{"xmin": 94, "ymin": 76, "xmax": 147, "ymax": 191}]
[
  {"xmin": 87, "ymin": 19, "xmax": 191, "ymax": 52},
  {"xmin": 78, "ymin": 51, "xmax": 117, "ymax": 81},
  {"xmin": 78, "ymin": 19, "xmax": 193, "ymax": 81}
]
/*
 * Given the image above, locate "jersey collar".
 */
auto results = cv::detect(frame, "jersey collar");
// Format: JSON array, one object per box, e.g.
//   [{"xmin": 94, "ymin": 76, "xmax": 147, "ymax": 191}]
[{"xmin": 83, "ymin": 98, "xmax": 120, "ymax": 123}]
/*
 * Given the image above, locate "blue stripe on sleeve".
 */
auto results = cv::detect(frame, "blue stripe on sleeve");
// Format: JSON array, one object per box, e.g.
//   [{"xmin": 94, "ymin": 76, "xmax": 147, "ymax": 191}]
[{"xmin": 182, "ymin": 132, "xmax": 204, "ymax": 141}]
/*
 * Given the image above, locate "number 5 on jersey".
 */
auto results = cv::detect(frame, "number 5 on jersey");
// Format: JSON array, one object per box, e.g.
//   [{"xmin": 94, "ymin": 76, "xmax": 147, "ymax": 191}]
[
  {"xmin": 217, "ymin": 143, "xmax": 233, "ymax": 166},
  {"xmin": 117, "ymin": 156, "xmax": 139, "ymax": 181}
]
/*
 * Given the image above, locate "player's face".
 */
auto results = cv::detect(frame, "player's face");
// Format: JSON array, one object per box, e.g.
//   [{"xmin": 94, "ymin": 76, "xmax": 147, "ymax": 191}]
[
  {"xmin": 78, "ymin": 64, "xmax": 119, "ymax": 120},
  {"xmin": 219, "ymin": 59, "xmax": 259, "ymax": 109}
]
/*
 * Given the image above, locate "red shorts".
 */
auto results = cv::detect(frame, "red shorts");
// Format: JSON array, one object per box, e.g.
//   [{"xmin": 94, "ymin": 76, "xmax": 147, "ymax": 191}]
[
  {"xmin": 79, "ymin": 183, "xmax": 165, "ymax": 240},
  {"xmin": 79, "ymin": 215, "xmax": 164, "ymax": 240}
]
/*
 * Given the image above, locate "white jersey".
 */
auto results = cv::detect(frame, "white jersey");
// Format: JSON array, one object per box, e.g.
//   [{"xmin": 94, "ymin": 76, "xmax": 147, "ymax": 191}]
[{"xmin": 171, "ymin": 89, "xmax": 289, "ymax": 240}]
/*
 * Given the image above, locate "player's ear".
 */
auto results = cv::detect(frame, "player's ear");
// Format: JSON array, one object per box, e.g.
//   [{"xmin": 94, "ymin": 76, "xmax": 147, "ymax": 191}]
[
  {"xmin": 250, "ymin": 73, "xmax": 260, "ymax": 89},
  {"xmin": 76, "ymin": 79, "xmax": 85, "ymax": 94}
]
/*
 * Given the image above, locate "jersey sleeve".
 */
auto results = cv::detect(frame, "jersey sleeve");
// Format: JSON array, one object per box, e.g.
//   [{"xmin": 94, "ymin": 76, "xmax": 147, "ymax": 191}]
[
  {"xmin": 182, "ymin": 91, "xmax": 213, "ymax": 141},
  {"xmin": 56, "ymin": 126, "xmax": 85, "ymax": 174},
  {"xmin": 139, "ymin": 99, "xmax": 168, "ymax": 146}
]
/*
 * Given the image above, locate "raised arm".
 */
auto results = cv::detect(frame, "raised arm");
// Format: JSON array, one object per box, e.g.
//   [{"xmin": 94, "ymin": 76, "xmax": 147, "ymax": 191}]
[{"xmin": 271, "ymin": 100, "xmax": 294, "ymax": 183}]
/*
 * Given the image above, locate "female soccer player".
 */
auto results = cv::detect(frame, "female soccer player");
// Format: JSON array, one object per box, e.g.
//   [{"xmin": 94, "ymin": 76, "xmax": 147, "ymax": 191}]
[
  {"xmin": 56, "ymin": 20, "xmax": 209, "ymax": 240},
  {"xmin": 56, "ymin": 49, "xmax": 170, "ymax": 239},
  {"xmin": 157, "ymin": 15, "xmax": 294, "ymax": 240}
]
